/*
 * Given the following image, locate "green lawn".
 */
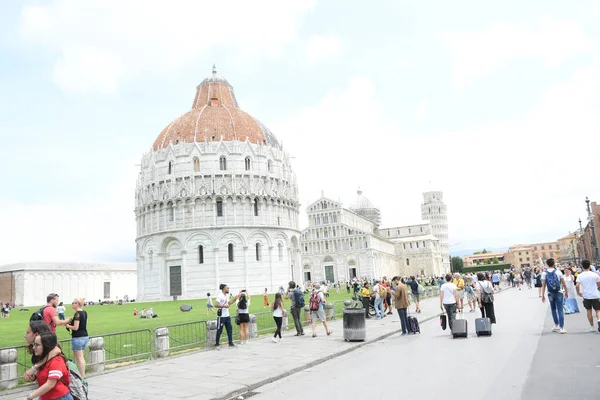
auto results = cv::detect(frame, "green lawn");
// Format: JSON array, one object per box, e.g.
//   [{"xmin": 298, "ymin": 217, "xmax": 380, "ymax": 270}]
[{"xmin": 1, "ymin": 289, "xmax": 356, "ymax": 348}]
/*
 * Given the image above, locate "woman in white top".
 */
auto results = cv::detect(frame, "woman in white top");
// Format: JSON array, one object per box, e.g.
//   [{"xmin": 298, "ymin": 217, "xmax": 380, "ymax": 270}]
[
  {"xmin": 271, "ymin": 293, "xmax": 285, "ymax": 343},
  {"xmin": 476, "ymin": 272, "xmax": 496, "ymax": 323},
  {"xmin": 563, "ymin": 268, "xmax": 580, "ymax": 314},
  {"xmin": 439, "ymin": 274, "xmax": 459, "ymax": 330},
  {"xmin": 56, "ymin": 302, "xmax": 66, "ymax": 320}
]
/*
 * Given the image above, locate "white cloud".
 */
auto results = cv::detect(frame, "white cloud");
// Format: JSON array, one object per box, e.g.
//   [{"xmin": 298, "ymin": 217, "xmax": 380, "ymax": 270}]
[
  {"xmin": 442, "ymin": 18, "xmax": 594, "ymax": 87},
  {"xmin": 305, "ymin": 33, "xmax": 343, "ymax": 64},
  {"xmin": 19, "ymin": 0, "xmax": 316, "ymax": 94},
  {"xmin": 273, "ymin": 62, "xmax": 600, "ymax": 252}
]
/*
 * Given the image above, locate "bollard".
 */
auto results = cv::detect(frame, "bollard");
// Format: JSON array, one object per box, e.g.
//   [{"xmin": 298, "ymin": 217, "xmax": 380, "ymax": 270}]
[
  {"xmin": 87, "ymin": 337, "xmax": 105, "ymax": 373},
  {"xmin": 0, "ymin": 348, "xmax": 18, "ymax": 390},
  {"xmin": 343, "ymin": 299, "xmax": 352, "ymax": 308},
  {"xmin": 206, "ymin": 320, "xmax": 217, "ymax": 347},
  {"xmin": 303, "ymin": 306, "xmax": 312, "ymax": 325},
  {"xmin": 325, "ymin": 302, "xmax": 335, "ymax": 321},
  {"xmin": 249, "ymin": 314, "xmax": 258, "ymax": 339},
  {"xmin": 154, "ymin": 327, "xmax": 169, "ymax": 358},
  {"xmin": 282, "ymin": 313, "xmax": 288, "ymax": 332}
]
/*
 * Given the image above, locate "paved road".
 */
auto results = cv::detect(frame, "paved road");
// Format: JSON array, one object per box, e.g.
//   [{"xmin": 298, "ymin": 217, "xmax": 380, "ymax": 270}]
[
  {"xmin": 254, "ymin": 287, "xmax": 599, "ymax": 400},
  {"xmin": 2, "ymin": 287, "xmax": 596, "ymax": 400}
]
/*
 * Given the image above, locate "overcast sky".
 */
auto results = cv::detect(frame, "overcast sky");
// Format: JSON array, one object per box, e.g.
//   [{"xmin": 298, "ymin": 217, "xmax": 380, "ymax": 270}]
[{"xmin": 1, "ymin": 0, "xmax": 598, "ymax": 265}]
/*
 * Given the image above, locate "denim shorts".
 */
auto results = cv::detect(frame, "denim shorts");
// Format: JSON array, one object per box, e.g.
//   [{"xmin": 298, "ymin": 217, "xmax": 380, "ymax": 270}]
[{"xmin": 72, "ymin": 336, "xmax": 89, "ymax": 351}]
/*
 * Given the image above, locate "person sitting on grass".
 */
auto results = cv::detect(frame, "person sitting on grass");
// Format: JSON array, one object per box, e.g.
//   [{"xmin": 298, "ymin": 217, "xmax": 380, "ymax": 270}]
[{"xmin": 140, "ymin": 307, "xmax": 147, "ymax": 318}]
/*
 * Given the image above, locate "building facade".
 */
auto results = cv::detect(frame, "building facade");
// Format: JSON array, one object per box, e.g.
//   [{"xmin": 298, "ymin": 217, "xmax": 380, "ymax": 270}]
[
  {"xmin": 504, "ymin": 244, "xmax": 533, "ymax": 269},
  {"xmin": 135, "ymin": 68, "xmax": 301, "ymax": 301},
  {"xmin": 463, "ymin": 251, "xmax": 507, "ymax": 267},
  {"xmin": 0, "ymin": 263, "xmax": 136, "ymax": 306},
  {"xmin": 558, "ymin": 233, "xmax": 579, "ymax": 264},
  {"xmin": 300, "ymin": 190, "xmax": 449, "ymax": 282},
  {"xmin": 531, "ymin": 241, "xmax": 561, "ymax": 265}
]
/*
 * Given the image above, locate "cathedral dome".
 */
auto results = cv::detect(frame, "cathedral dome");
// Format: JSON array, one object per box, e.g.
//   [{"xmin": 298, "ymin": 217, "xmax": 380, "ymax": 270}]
[
  {"xmin": 350, "ymin": 189, "xmax": 378, "ymax": 210},
  {"xmin": 152, "ymin": 66, "xmax": 281, "ymax": 150}
]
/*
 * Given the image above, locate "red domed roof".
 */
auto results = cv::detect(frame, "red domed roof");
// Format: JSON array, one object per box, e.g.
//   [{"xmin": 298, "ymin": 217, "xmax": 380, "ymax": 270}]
[{"xmin": 152, "ymin": 67, "xmax": 280, "ymax": 150}]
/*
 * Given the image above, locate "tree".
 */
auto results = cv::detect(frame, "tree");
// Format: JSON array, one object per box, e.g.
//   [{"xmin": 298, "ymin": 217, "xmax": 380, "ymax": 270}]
[
  {"xmin": 451, "ymin": 256, "xmax": 464, "ymax": 273},
  {"xmin": 474, "ymin": 248, "xmax": 490, "ymax": 255},
  {"xmin": 492, "ymin": 257, "xmax": 499, "ymax": 264}
]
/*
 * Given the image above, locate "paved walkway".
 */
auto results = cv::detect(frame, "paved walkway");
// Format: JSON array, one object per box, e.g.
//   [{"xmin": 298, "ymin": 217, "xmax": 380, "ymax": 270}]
[{"xmin": 1, "ymin": 288, "xmax": 511, "ymax": 400}]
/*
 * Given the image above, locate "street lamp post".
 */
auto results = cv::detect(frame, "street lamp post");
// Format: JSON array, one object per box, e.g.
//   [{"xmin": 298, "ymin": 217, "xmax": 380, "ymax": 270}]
[
  {"xmin": 579, "ymin": 218, "xmax": 588, "ymax": 261},
  {"xmin": 585, "ymin": 197, "xmax": 600, "ymax": 266}
]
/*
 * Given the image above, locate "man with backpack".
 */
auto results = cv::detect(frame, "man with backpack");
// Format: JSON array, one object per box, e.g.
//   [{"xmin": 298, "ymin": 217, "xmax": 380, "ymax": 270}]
[
  {"xmin": 30, "ymin": 293, "xmax": 69, "ymax": 333},
  {"xmin": 309, "ymin": 283, "xmax": 332, "ymax": 337},
  {"xmin": 285, "ymin": 281, "xmax": 305, "ymax": 336},
  {"xmin": 541, "ymin": 258, "xmax": 569, "ymax": 334}
]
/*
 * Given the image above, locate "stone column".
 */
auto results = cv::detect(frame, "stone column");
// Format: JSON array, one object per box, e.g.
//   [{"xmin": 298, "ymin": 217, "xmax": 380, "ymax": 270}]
[
  {"xmin": 269, "ymin": 246, "xmax": 274, "ymax": 292},
  {"xmin": 206, "ymin": 320, "xmax": 217, "ymax": 348},
  {"xmin": 0, "ymin": 348, "xmax": 18, "ymax": 390},
  {"xmin": 87, "ymin": 337, "xmax": 105, "ymax": 373},
  {"xmin": 214, "ymin": 247, "xmax": 220, "ymax": 287},
  {"xmin": 180, "ymin": 250, "xmax": 187, "ymax": 298},
  {"xmin": 303, "ymin": 306, "xmax": 312, "ymax": 325},
  {"xmin": 243, "ymin": 246, "xmax": 249, "ymax": 291},
  {"xmin": 155, "ymin": 327, "xmax": 170, "ymax": 358},
  {"xmin": 325, "ymin": 302, "xmax": 335, "ymax": 321},
  {"xmin": 249, "ymin": 314, "xmax": 258, "ymax": 339}
]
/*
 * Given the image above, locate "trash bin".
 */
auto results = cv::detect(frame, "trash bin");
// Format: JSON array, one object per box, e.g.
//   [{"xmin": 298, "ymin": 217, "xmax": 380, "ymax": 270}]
[{"xmin": 343, "ymin": 307, "xmax": 366, "ymax": 342}]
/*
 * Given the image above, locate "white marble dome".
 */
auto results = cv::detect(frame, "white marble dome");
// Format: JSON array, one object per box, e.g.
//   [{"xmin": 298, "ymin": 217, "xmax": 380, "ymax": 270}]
[{"xmin": 135, "ymin": 68, "xmax": 302, "ymax": 301}]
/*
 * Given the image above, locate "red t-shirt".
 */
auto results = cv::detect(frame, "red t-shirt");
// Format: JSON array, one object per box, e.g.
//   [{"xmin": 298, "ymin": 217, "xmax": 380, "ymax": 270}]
[
  {"xmin": 36, "ymin": 357, "xmax": 70, "ymax": 400},
  {"xmin": 43, "ymin": 306, "xmax": 57, "ymax": 333}
]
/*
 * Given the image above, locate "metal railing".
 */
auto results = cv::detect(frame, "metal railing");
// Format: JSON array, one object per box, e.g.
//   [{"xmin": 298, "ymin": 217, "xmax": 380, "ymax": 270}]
[{"xmin": 164, "ymin": 321, "xmax": 208, "ymax": 352}]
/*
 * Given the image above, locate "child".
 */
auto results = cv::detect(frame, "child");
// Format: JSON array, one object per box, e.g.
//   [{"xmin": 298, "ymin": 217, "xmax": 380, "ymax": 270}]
[
  {"xmin": 206, "ymin": 292, "xmax": 215, "ymax": 315},
  {"xmin": 263, "ymin": 288, "xmax": 269, "ymax": 308},
  {"xmin": 133, "ymin": 308, "xmax": 138, "ymax": 317}
]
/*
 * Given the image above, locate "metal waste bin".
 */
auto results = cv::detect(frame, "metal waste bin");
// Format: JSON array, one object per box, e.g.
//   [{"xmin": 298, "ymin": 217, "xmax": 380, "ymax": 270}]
[{"xmin": 343, "ymin": 307, "xmax": 366, "ymax": 342}]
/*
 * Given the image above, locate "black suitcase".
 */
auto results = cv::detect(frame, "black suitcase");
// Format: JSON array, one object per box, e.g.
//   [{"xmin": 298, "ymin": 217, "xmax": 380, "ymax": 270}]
[
  {"xmin": 407, "ymin": 315, "xmax": 420, "ymax": 334},
  {"xmin": 475, "ymin": 317, "xmax": 492, "ymax": 336},
  {"xmin": 452, "ymin": 318, "xmax": 468, "ymax": 338}
]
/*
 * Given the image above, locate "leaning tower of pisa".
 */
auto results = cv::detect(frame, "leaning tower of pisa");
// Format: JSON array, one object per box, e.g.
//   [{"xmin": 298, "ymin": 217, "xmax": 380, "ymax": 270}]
[{"xmin": 421, "ymin": 191, "xmax": 450, "ymax": 272}]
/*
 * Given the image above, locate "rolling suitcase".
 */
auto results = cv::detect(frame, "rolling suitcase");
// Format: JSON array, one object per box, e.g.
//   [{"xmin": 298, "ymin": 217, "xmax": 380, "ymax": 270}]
[
  {"xmin": 452, "ymin": 314, "xmax": 468, "ymax": 338},
  {"xmin": 407, "ymin": 313, "xmax": 420, "ymax": 334},
  {"xmin": 475, "ymin": 317, "xmax": 492, "ymax": 336}
]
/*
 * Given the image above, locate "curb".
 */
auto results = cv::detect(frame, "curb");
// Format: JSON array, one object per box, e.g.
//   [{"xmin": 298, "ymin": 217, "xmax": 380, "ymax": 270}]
[{"xmin": 218, "ymin": 285, "xmax": 515, "ymax": 400}]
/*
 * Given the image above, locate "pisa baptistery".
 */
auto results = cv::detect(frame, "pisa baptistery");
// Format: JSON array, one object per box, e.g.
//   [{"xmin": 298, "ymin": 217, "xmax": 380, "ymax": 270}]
[{"xmin": 135, "ymin": 67, "xmax": 301, "ymax": 301}]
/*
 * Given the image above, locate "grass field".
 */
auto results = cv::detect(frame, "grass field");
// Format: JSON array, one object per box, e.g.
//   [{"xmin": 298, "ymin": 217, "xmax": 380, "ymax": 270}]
[{"xmin": 1, "ymin": 290, "xmax": 356, "ymax": 348}]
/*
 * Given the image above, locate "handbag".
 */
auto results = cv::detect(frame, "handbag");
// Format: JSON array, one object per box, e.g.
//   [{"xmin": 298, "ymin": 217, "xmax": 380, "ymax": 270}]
[
  {"xmin": 479, "ymin": 282, "xmax": 494, "ymax": 304},
  {"xmin": 440, "ymin": 314, "xmax": 447, "ymax": 330}
]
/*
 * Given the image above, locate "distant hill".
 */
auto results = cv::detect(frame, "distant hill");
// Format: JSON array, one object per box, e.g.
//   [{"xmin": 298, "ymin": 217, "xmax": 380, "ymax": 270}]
[{"xmin": 451, "ymin": 247, "xmax": 509, "ymax": 258}]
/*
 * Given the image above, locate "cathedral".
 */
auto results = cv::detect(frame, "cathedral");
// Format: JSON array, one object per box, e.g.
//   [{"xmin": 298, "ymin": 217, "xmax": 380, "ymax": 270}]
[
  {"xmin": 300, "ymin": 190, "xmax": 450, "ymax": 282},
  {"xmin": 134, "ymin": 67, "xmax": 302, "ymax": 301}
]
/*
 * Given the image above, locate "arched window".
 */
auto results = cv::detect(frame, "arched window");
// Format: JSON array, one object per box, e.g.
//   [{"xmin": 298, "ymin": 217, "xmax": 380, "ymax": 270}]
[
  {"xmin": 228, "ymin": 243, "xmax": 234, "ymax": 262},
  {"xmin": 254, "ymin": 198, "xmax": 259, "ymax": 216},
  {"xmin": 406, "ymin": 258, "xmax": 410, "ymax": 265},
  {"xmin": 219, "ymin": 156, "xmax": 227, "ymax": 171},
  {"xmin": 277, "ymin": 243, "xmax": 283, "ymax": 261},
  {"xmin": 245, "ymin": 157, "xmax": 251, "ymax": 171},
  {"xmin": 193, "ymin": 157, "xmax": 200, "ymax": 172},
  {"xmin": 168, "ymin": 161, "xmax": 173, "ymax": 175},
  {"xmin": 267, "ymin": 160, "xmax": 272, "ymax": 172},
  {"xmin": 148, "ymin": 250, "xmax": 153, "ymax": 269},
  {"xmin": 216, "ymin": 199, "xmax": 223, "ymax": 217},
  {"xmin": 255, "ymin": 243, "xmax": 261, "ymax": 261},
  {"xmin": 168, "ymin": 203, "xmax": 174, "ymax": 221}
]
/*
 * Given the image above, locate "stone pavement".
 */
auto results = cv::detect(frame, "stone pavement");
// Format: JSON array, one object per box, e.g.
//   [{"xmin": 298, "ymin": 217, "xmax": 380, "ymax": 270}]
[{"xmin": 0, "ymin": 288, "xmax": 513, "ymax": 400}]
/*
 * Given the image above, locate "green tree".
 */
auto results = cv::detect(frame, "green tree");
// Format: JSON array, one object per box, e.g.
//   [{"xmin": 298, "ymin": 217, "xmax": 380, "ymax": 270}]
[
  {"xmin": 492, "ymin": 257, "xmax": 499, "ymax": 264},
  {"xmin": 451, "ymin": 256, "xmax": 464, "ymax": 273}
]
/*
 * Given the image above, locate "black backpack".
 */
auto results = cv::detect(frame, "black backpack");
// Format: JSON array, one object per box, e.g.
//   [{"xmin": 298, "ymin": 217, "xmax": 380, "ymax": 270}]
[
  {"xmin": 30, "ymin": 306, "xmax": 47, "ymax": 322},
  {"xmin": 294, "ymin": 288, "xmax": 305, "ymax": 308}
]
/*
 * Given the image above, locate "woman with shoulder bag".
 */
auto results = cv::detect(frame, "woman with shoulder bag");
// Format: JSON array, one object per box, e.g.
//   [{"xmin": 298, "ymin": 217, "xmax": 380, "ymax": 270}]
[
  {"xmin": 66, "ymin": 297, "xmax": 88, "ymax": 378},
  {"xmin": 26, "ymin": 332, "xmax": 73, "ymax": 400},
  {"xmin": 476, "ymin": 272, "xmax": 496, "ymax": 324}
]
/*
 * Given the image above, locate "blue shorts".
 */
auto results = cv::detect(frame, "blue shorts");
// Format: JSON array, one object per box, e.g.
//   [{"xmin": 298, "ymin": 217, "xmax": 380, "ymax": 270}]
[{"xmin": 72, "ymin": 336, "xmax": 89, "ymax": 351}]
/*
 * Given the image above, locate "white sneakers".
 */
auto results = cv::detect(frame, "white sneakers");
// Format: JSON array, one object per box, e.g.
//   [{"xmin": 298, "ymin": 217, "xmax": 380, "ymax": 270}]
[
  {"xmin": 559, "ymin": 328, "xmax": 567, "ymax": 334},
  {"xmin": 272, "ymin": 337, "xmax": 278, "ymax": 343},
  {"xmin": 551, "ymin": 326, "xmax": 560, "ymax": 332}
]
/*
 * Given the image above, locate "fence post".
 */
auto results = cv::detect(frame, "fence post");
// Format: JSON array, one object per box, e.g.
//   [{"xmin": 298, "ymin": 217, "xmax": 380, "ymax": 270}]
[
  {"xmin": 249, "ymin": 314, "xmax": 258, "ymax": 339},
  {"xmin": 325, "ymin": 302, "xmax": 335, "ymax": 321},
  {"xmin": 0, "ymin": 348, "xmax": 18, "ymax": 390},
  {"xmin": 303, "ymin": 306, "xmax": 311, "ymax": 325},
  {"xmin": 206, "ymin": 320, "xmax": 217, "ymax": 348},
  {"xmin": 87, "ymin": 337, "xmax": 105, "ymax": 373},
  {"xmin": 155, "ymin": 327, "xmax": 170, "ymax": 358}
]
